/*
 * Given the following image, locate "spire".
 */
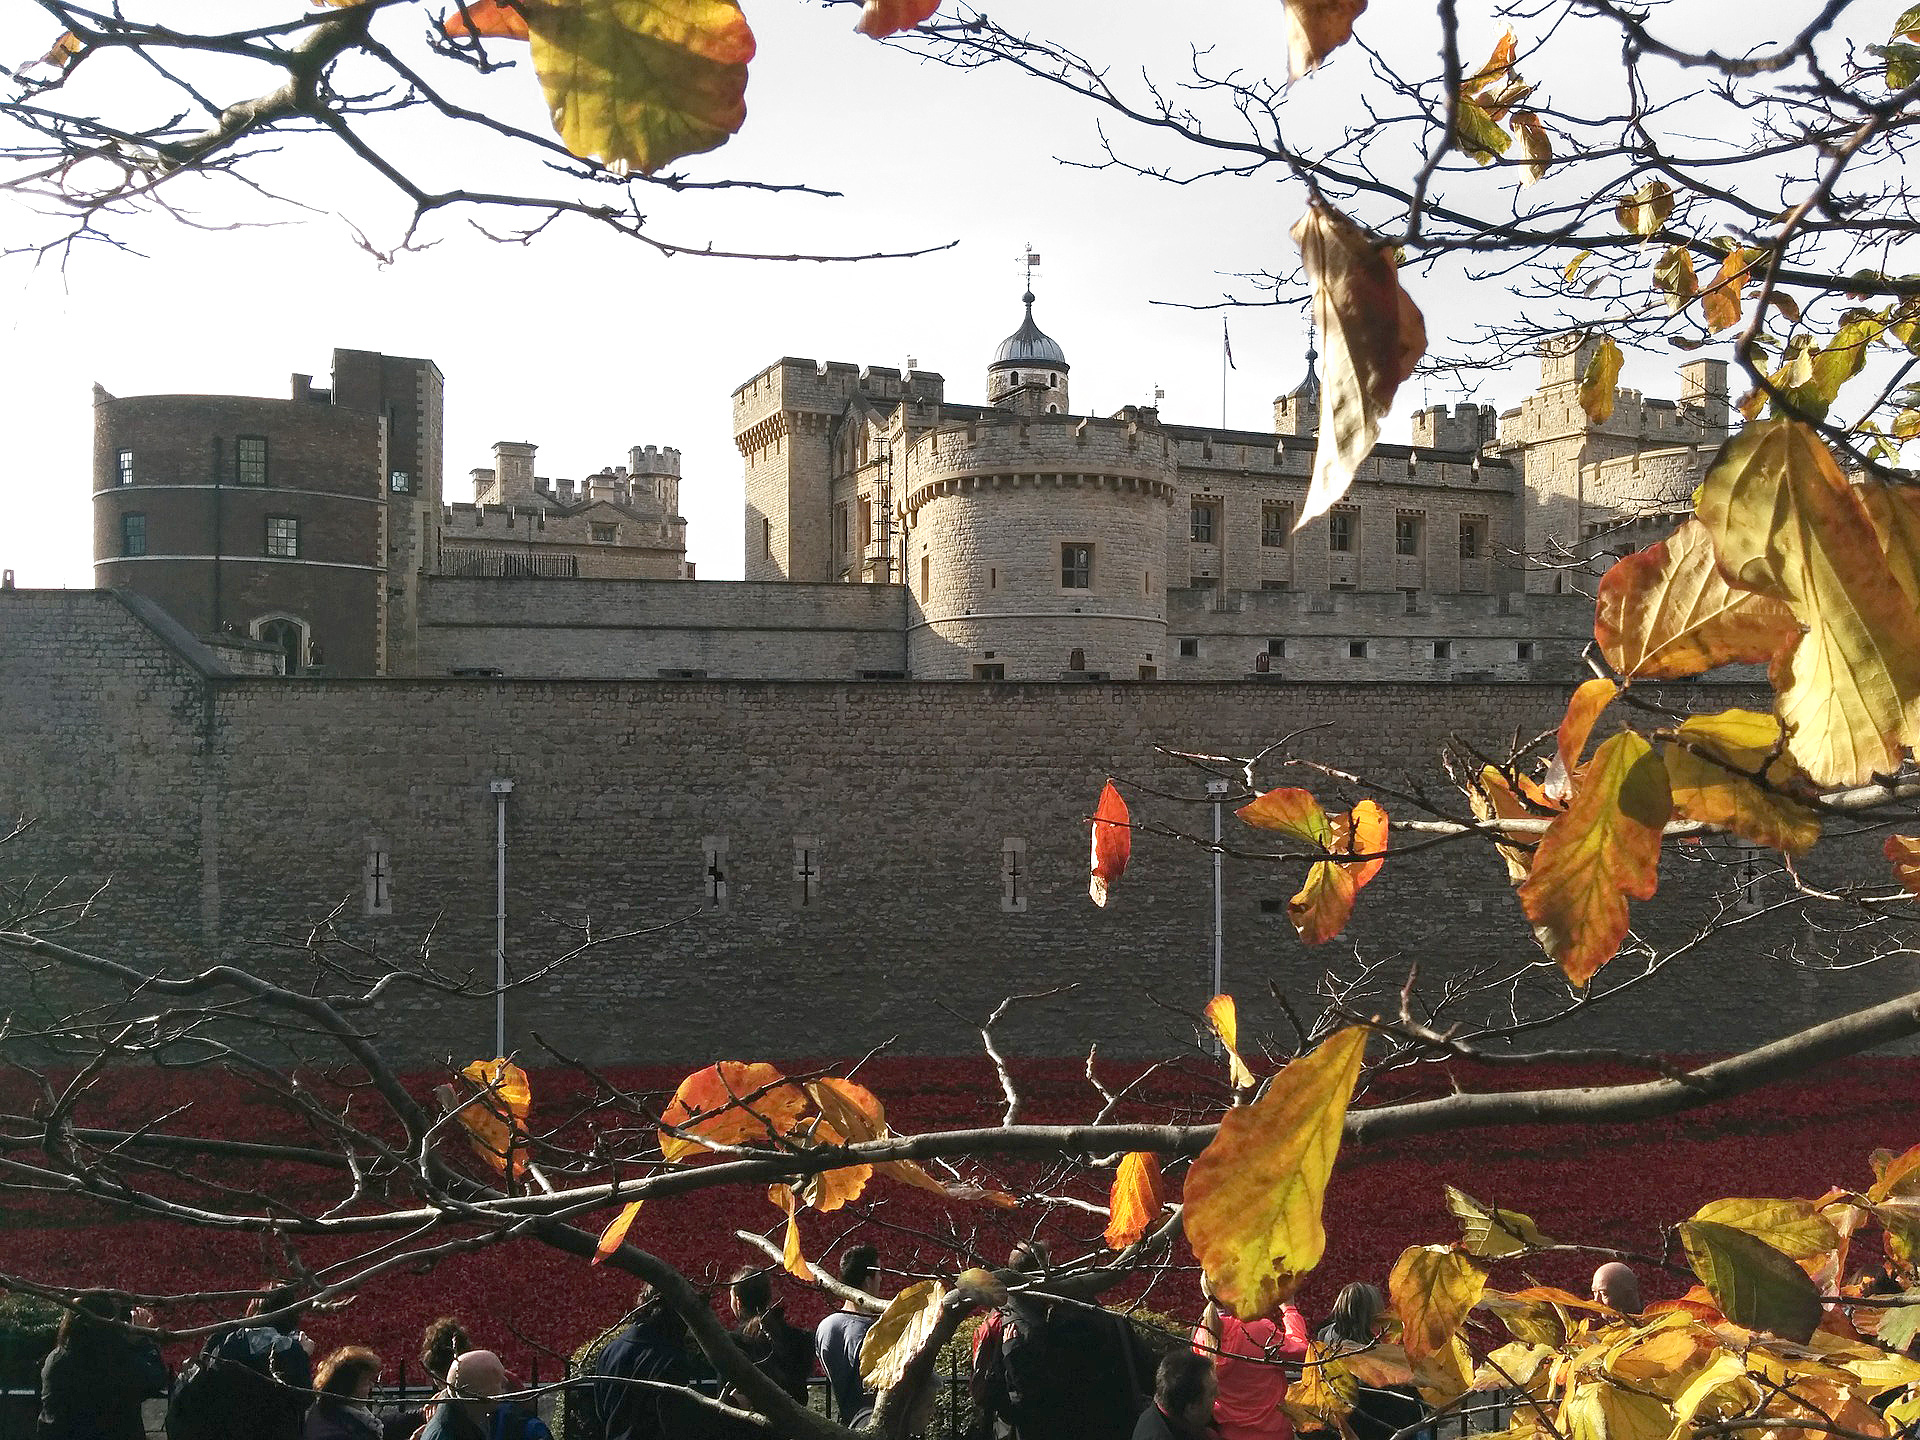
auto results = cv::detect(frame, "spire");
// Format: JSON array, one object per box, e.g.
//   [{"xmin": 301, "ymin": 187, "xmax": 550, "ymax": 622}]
[{"xmin": 1292, "ymin": 320, "xmax": 1321, "ymax": 401}]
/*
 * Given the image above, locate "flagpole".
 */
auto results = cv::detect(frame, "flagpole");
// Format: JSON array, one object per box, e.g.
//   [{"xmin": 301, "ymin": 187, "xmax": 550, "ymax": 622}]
[{"xmin": 1221, "ymin": 315, "xmax": 1228, "ymax": 428}]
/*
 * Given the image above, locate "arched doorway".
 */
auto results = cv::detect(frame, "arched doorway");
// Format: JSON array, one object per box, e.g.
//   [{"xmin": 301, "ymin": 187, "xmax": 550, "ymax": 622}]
[{"xmin": 252, "ymin": 615, "xmax": 308, "ymax": 676}]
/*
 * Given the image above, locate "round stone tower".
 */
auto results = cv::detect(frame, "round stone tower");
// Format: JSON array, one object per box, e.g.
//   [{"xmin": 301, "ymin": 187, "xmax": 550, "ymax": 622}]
[{"xmin": 904, "ymin": 293, "xmax": 1174, "ymax": 680}]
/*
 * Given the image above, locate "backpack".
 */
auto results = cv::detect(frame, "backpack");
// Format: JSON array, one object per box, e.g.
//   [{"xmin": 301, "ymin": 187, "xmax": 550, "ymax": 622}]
[{"xmin": 165, "ymin": 1331, "xmax": 306, "ymax": 1440}]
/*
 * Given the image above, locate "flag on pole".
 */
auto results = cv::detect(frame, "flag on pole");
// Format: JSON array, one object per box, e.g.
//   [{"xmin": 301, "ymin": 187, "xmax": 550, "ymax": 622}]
[{"xmin": 1222, "ymin": 315, "xmax": 1237, "ymax": 370}]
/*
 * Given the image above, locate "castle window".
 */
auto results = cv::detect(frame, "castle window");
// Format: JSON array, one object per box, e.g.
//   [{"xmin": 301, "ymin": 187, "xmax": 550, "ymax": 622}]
[
  {"xmin": 1267, "ymin": 638, "xmax": 1286, "ymax": 658},
  {"xmin": 858, "ymin": 499, "xmax": 872, "ymax": 552},
  {"xmin": 591, "ymin": 523, "xmax": 617, "ymax": 543},
  {"xmin": 763, "ymin": 517, "xmax": 771, "ymax": 558},
  {"xmin": 1009, "ymin": 371, "xmax": 1020, "ymax": 385},
  {"xmin": 1001, "ymin": 837, "xmax": 1028, "ymax": 913},
  {"xmin": 1349, "ymin": 640, "xmax": 1369, "ymax": 660},
  {"xmin": 1190, "ymin": 500, "xmax": 1218, "ymax": 544},
  {"xmin": 974, "ymin": 663, "xmax": 1005, "ymax": 681},
  {"xmin": 1050, "ymin": 373, "xmax": 1059, "ymax": 386},
  {"xmin": 1061, "ymin": 543, "xmax": 1093, "ymax": 590},
  {"xmin": 1179, "ymin": 638, "xmax": 1199, "ymax": 658},
  {"xmin": 120, "ymin": 512, "xmax": 146, "ymax": 557},
  {"xmin": 702, "ymin": 836, "xmax": 729, "ymax": 910},
  {"xmin": 265, "ymin": 515, "xmax": 300, "ymax": 558},
  {"xmin": 836, "ymin": 503, "xmax": 850, "ymax": 555},
  {"xmin": 1328, "ymin": 512, "xmax": 1354, "ymax": 553},
  {"xmin": 1516, "ymin": 641, "xmax": 1536, "ymax": 661},
  {"xmin": 1261, "ymin": 502, "xmax": 1291, "ymax": 548},
  {"xmin": 1433, "ymin": 640, "xmax": 1453, "ymax": 660},
  {"xmin": 1460, "ymin": 517, "xmax": 1485, "ymax": 560},
  {"xmin": 1047, "ymin": 405, "xmax": 1059, "ymax": 414},
  {"xmin": 389, "ymin": 469, "xmax": 411, "ymax": 494},
  {"xmin": 1261, "ymin": 579, "xmax": 1290, "ymax": 591},
  {"xmin": 1396, "ymin": 514, "xmax": 1423, "ymax": 556},
  {"xmin": 363, "ymin": 836, "xmax": 392, "ymax": 917},
  {"xmin": 990, "ymin": 568, "xmax": 998, "ymax": 590},
  {"xmin": 117, "ymin": 448, "xmax": 134, "ymax": 485},
  {"xmin": 236, "ymin": 435, "xmax": 268, "ymax": 486},
  {"xmin": 921, "ymin": 553, "xmax": 930, "ymax": 600},
  {"xmin": 1069, "ymin": 648, "xmax": 1086, "ymax": 671},
  {"xmin": 253, "ymin": 615, "xmax": 307, "ymax": 674},
  {"xmin": 1138, "ymin": 665, "xmax": 1157, "ymax": 680},
  {"xmin": 1190, "ymin": 575, "xmax": 1219, "ymax": 590}
]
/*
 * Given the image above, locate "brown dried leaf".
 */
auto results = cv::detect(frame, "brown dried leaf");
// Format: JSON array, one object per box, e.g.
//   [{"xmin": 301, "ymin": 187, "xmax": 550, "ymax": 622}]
[{"xmin": 1285, "ymin": 0, "xmax": 1368, "ymax": 80}]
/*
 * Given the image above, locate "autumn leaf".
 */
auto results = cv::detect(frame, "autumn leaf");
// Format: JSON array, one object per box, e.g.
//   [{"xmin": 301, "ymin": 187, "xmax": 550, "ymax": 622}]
[
  {"xmin": 1615, "ymin": 179, "xmax": 1674, "ymax": 236},
  {"xmin": 1702, "ymin": 248, "xmax": 1759, "ymax": 334},
  {"xmin": 1579, "ymin": 336, "xmax": 1623, "ymax": 424},
  {"xmin": 455, "ymin": 1058, "xmax": 532, "ymax": 1180},
  {"xmin": 1469, "ymin": 766, "xmax": 1543, "ymax": 888},
  {"xmin": 1690, "ymin": 1197, "xmax": 1841, "ymax": 1260},
  {"xmin": 593, "ymin": 1199, "xmax": 644, "ymax": 1264},
  {"xmin": 1544, "ymin": 678, "xmax": 1617, "ymax": 803},
  {"xmin": 1332, "ymin": 798, "xmax": 1389, "ymax": 889},
  {"xmin": 1695, "ymin": 418, "xmax": 1920, "ymax": 786},
  {"xmin": 1390, "ymin": 1245, "xmax": 1487, "ymax": 1363},
  {"xmin": 29, "ymin": 30, "xmax": 83, "ymax": 70},
  {"xmin": 1240, "ymin": 789, "xmax": 1385, "ymax": 945},
  {"xmin": 1105, "ymin": 1152, "xmax": 1167, "ymax": 1249},
  {"xmin": 1204, "ymin": 993, "xmax": 1258, "ymax": 1090},
  {"xmin": 1679, "ymin": 1219, "xmax": 1823, "ymax": 1342},
  {"xmin": 769, "ymin": 1184, "xmax": 811, "ymax": 1279},
  {"xmin": 1089, "ymin": 779, "xmax": 1130, "ymax": 907},
  {"xmin": 1284, "ymin": 1342, "xmax": 1357, "ymax": 1428},
  {"xmin": 1564, "ymin": 250, "xmax": 1592, "ymax": 281},
  {"xmin": 1859, "ymin": 479, "xmax": 1920, "ymax": 610},
  {"xmin": 1455, "ymin": 97, "xmax": 1512, "ymax": 165},
  {"xmin": 1563, "ymin": 1381, "xmax": 1671, "ymax": 1440},
  {"xmin": 1285, "ymin": 0, "xmax": 1368, "ymax": 81},
  {"xmin": 1288, "ymin": 860, "xmax": 1360, "ymax": 947},
  {"xmin": 1653, "ymin": 247, "xmax": 1698, "ymax": 314},
  {"xmin": 1889, "ymin": 836, "xmax": 1920, "ymax": 895},
  {"xmin": 1184, "ymin": 1026, "xmax": 1369, "ymax": 1319},
  {"xmin": 658, "ymin": 1061, "xmax": 809, "ymax": 1162},
  {"xmin": 853, "ymin": 0, "xmax": 938, "ymax": 36},
  {"xmin": 1593, "ymin": 519, "xmax": 1801, "ymax": 680},
  {"xmin": 859, "ymin": 1279, "xmax": 946, "ymax": 1391},
  {"xmin": 442, "ymin": 0, "xmax": 529, "ymax": 40},
  {"xmin": 1512, "ymin": 111, "xmax": 1552, "ymax": 185},
  {"xmin": 1662, "ymin": 709, "xmax": 1821, "ymax": 855},
  {"xmin": 1519, "ymin": 731, "xmax": 1672, "ymax": 986},
  {"xmin": 1780, "ymin": 318, "xmax": 1886, "ymax": 421},
  {"xmin": 1292, "ymin": 203, "xmax": 1427, "ymax": 529},
  {"xmin": 528, "ymin": 0, "xmax": 754, "ymax": 175},
  {"xmin": 1446, "ymin": 1186, "xmax": 1556, "ymax": 1258}
]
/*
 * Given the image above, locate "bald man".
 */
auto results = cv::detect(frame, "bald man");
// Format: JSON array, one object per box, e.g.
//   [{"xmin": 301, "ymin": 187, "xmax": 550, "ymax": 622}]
[
  {"xmin": 420, "ymin": 1351, "xmax": 508, "ymax": 1440},
  {"xmin": 1591, "ymin": 1263, "xmax": 1642, "ymax": 1315}
]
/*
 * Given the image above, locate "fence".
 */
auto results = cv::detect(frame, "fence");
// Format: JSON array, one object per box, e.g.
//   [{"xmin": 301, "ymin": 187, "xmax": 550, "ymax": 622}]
[{"xmin": 439, "ymin": 547, "xmax": 580, "ymax": 579}]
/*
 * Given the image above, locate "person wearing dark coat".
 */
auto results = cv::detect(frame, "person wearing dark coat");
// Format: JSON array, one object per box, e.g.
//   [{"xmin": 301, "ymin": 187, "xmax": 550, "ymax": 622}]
[
  {"xmin": 304, "ymin": 1348, "xmax": 385, "ymax": 1440},
  {"xmin": 589, "ymin": 1291, "xmax": 703, "ymax": 1440},
  {"xmin": 37, "ymin": 1297, "xmax": 169, "ymax": 1440},
  {"xmin": 724, "ymin": 1269, "xmax": 813, "ymax": 1409},
  {"xmin": 1132, "ymin": 1351, "xmax": 1220, "ymax": 1440}
]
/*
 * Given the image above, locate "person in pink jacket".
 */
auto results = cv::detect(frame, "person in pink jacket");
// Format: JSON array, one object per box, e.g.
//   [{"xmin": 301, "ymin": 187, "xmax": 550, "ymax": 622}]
[{"xmin": 1191, "ymin": 1276, "xmax": 1311, "ymax": 1440}]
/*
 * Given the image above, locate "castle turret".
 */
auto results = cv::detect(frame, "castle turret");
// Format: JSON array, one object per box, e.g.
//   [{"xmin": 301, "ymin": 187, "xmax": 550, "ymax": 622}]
[
  {"xmin": 478, "ymin": 441, "xmax": 536, "ymax": 506},
  {"xmin": 987, "ymin": 291, "xmax": 1070, "ymax": 417},
  {"xmin": 1273, "ymin": 339, "xmax": 1321, "ymax": 437},
  {"xmin": 630, "ymin": 443, "xmax": 682, "ymax": 516}
]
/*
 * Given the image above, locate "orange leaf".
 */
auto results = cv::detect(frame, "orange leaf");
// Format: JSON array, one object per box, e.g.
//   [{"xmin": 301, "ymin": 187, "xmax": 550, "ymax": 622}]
[
  {"xmin": 769, "ymin": 1184, "xmax": 811, "ymax": 1279},
  {"xmin": 1702, "ymin": 248, "xmax": 1758, "ymax": 334},
  {"xmin": 853, "ymin": 0, "xmax": 939, "ymax": 37},
  {"xmin": 442, "ymin": 0, "xmax": 529, "ymax": 38},
  {"xmin": 1465, "ymin": 29, "xmax": 1517, "ymax": 90},
  {"xmin": 1518, "ymin": 731, "xmax": 1671, "ymax": 986},
  {"xmin": 1469, "ymin": 766, "xmax": 1540, "ymax": 888},
  {"xmin": 1512, "ymin": 110, "xmax": 1551, "ymax": 185},
  {"xmin": 1544, "ymin": 679, "xmax": 1617, "ymax": 803},
  {"xmin": 593, "ymin": 1200, "xmax": 644, "ymax": 1264},
  {"xmin": 1332, "ymin": 798, "xmax": 1389, "ymax": 889},
  {"xmin": 30, "ymin": 30, "xmax": 83, "ymax": 70},
  {"xmin": 1290, "ymin": 859, "xmax": 1359, "ymax": 946},
  {"xmin": 455, "ymin": 1058, "xmax": 532, "ymax": 1181},
  {"xmin": 1185, "ymin": 1027, "xmax": 1369, "ymax": 1319},
  {"xmin": 658, "ymin": 1061, "xmax": 809, "ymax": 1162},
  {"xmin": 1242, "ymin": 790, "xmax": 1383, "ymax": 945},
  {"xmin": 1292, "ymin": 203, "xmax": 1427, "ymax": 528},
  {"xmin": 1089, "ymin": 780, "xmax": 1131, "ymax": 907},
  {"xmin": 1594, "ymin": 519, "xmax": 1801, "ymax": 680},
  {"xmin": 1889, "ymin": 836, "xmax": 1920, "ymax": 895},
  {"xmin": 1204, "ymin": 994, "xmax": 1258, "ymax": 1090},
  {"xmin": 1105, "ymin": 1152, "xmax": 1167, "ymax": 1250},
  {"xmin": 1239, "ymin": 787, "xmax": 1335, "ymax": 845},
  {"xmin": 1285, "ymin": 0, "xmax": 1368, "ymax": 80}
]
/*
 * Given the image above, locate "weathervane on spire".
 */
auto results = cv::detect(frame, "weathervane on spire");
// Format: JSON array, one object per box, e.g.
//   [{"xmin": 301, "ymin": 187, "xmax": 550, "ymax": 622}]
[{"xmin": 1018, "ymin": 243, "xmax": 1042, "ymax": 300}]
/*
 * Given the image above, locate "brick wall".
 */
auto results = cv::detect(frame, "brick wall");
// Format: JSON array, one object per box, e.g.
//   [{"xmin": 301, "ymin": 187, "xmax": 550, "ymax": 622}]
[{"xmin": 4, "ymin": 590, "xmax": 1909, "ymax": 1071}]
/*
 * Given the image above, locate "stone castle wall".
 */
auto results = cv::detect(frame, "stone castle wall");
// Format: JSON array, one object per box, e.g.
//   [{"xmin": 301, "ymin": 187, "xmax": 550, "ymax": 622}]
[{"xmin": 4, "ymin": 589, "xmax": 1911, "ymax": 1070}]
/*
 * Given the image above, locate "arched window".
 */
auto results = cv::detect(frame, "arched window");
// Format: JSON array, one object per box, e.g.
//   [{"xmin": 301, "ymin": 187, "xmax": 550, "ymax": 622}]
[
  {"xmin": 1069, "ymin": 648, "xmax": 1086, "ymax": 671},
  {"xmin": 1050, "ymin": 373, "xmax": 1059, "ymax": 386},
  {"xmin": 1009, "ymin": 371, "xmax": 1020, "ymax": 385},
  {"xmin": 1047, "ymin": 405, "xmax": 1059, "ymax": 414},
  {"xmin": 252, "ymin": 615, "xmax": 309, "ymax": 675}
]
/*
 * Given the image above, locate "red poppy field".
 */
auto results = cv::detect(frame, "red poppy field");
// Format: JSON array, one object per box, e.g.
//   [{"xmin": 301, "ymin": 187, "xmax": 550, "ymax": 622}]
[{"xmin": 1, "ymin": 1053, "xmax": 1915, "ymax": 1380}]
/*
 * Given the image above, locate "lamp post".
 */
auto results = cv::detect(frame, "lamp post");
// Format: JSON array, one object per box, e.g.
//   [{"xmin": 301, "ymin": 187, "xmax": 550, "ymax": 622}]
[
  {"xmin": 1205, "ymin": 778, "xmax": 1228, "ymax": 1048},
  {"xmin": 488, "ymin": 778, "xmax": 514, "ymax": 1057}
]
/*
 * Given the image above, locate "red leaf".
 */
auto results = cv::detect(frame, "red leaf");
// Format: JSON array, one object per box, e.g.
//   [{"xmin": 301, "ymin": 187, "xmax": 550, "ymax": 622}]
[
  {"xmin": 854, "ymin": 0, "xmax": 939, "ymax": 37},
  {"xmin": 1089, "ymin": 780, "xmax": 1130, "ymax": 907}
]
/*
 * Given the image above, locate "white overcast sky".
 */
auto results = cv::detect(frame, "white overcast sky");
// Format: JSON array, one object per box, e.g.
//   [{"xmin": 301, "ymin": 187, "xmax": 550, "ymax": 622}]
[{"xmin": 0, "ymin": 0, "xmax": 1840, "ymax": 586}]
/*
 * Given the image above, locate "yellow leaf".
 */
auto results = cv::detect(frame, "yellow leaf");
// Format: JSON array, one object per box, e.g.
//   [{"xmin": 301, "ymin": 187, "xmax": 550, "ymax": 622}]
[
  {"xmin": 1513, "ymin": 110, "xmax": 1552, "ymax": 184},
  {"xmin": 592, "ymin": 1199, "xmax": 644, "ymax": 1264},
  {"xmin": 1204, "ymin": 993, "xmax": 1258, "ymax": 1089},
  {"xmin": 1519, "ymin": 731, "xmax": 1671, "ymax": 986},
  {"xmin": 1412, "ymin": 1334, "xmax": 1474, "ymax": 1409},
  {"xmin": 1858, "ymin": 479, "xmax": 1920, "ymax": 610},
  {"xmin": 1291, "ymin": 202, "xmax": 1428, "ymax": 529},
  {"xmin": 1105, "ymin": 1151, "xmax": 1167, "ymax": 1250},
  {"xmin": 1184, "ymin": 1026, "xmax": 1369, "ymax": 1319},
  {"xmin": 32, "ymin": 30, "xmax": 83, "ymax": 69},
  {"xmin": 1653, "ymin": 247, "xmax": 1699, "ymax": 315},
  {"xmin": 1695, "ymin": 418, "xmax": 1920, "ymax": 786},
  {"xmin": 1888, "ymin": 835, "xmax": 1920, "ymax": 894},
  {"xmin": 1470, "ymin": 766, "xmax": 1541, "ymax": 888},
  {"xmin": 1702, "ymin": 248, "xmax": 1759, "ymax": 334},
  {"xmin": 442, "ymin": 0, "xmax": 531, "ymax": 40},
  {"xmin": 1606, "ymin": 1325, "xmax": 1711, "ymax": 1394},
  {"xmin": 1285, "ymin": 0, "xmax": 1368, "ymax": 80},
  {"xmin": 1662, "ymin": 710, "xmax": 1822, "ymax": 855},
  {"xmin": 1580, "ymin": 336, "xmax": 1624, "ymax": 424},
  {"xmin": 1545, "ymin": 678, "xmax": 1618, "ymax": 802},
  {"xmin": 1781, "ymin": 319, "xmax": 1885, "ymax": 421},
  {"xmin": 1679, "ymin": 1220, "xmax": 1823, "ymax": 1342},
  {"xmin": 858, "ymin": 1279, "xmax": 946, "ymax": 1391},
  {"xmin": 1465, "ymin": 29, "xmax": 1518, "ymax": 89},
  {"xmin": 1287, "ymin": 1342, "xmax": 1358, "ymax": 1425},
  {"xmin": 1475, "ymin": 1341, "xmax": 1556, "ymax": 1391},
  {"xmin": 1446, "ymin": 1186, "xmax": 1555, "ymax": 1257},
  {"xmin": 1690, "ymin": 1197, "xmax": 1839, "ymax": 1260},
  {"xmin": 1666, "ymin": 1351, "xmax": 1762, "ymax": 1440},
  {"xmin": 1616, "ymin": 180, "xmax": 1675, "ymax": 236},
  {"xmin": 1455, "ymin": 96, "xmax": 1512, "ymax": 165},
  {"xmin": 1477, "ymin": 1290, "xmax": 1567, "ymax": 1348},
  {"xmin": 1239, "ymin": 786, "xmax": 1334, "ymax": 844},
  {"xmin": 1594, "ymin": 519, "xmax": 1802, "ymax": 680},
  {"xmin": 1565, "ymin": 1380, "xmax": 1673, "ymax": 1440},
  {"xmin": 769, "ymin": 1183, "xmax": 811, "ymax": 1278},
  {"xmin": 1389, "ymin": 1245, "xmax": 1488, "ymax": 1362},
  {"xmin": 1332, "ymin": 797, "xmax": 1389, "ymax": 889},
  {"xmin": 455, "ymin": 1058, "xmax": 533, "ymax": 1180},
  {"xmin": 1565, "ymin": 250, "xmax": 1593, "ymax": 281},
  {"xmin": 528, "ymin": 0, "xmax": 753, "ymax": 175}
]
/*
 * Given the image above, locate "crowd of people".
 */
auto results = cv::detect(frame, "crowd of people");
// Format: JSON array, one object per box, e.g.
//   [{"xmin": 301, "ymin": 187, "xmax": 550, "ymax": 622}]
[{"xmin": 30, "ymin": 1254, "xmax": 1649, "ymax": 1440}]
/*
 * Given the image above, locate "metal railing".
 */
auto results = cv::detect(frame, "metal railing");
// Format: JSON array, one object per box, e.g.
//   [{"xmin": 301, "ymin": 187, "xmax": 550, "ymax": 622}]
[{"xmin": 439, "ymin": 547, "xmax": 580, "ymax": 579}]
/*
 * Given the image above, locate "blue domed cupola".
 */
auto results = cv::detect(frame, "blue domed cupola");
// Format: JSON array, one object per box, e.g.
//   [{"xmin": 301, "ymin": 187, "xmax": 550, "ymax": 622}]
[{"xmin": 988, "ymin": 289, "xmax": 1070, "ymax": 415}]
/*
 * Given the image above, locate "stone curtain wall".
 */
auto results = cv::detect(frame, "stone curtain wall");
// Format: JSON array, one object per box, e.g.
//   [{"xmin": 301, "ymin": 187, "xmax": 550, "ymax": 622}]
[{"xmin": 3, "ymin": 589, "xmax": 1912, "ymax": 1070}]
